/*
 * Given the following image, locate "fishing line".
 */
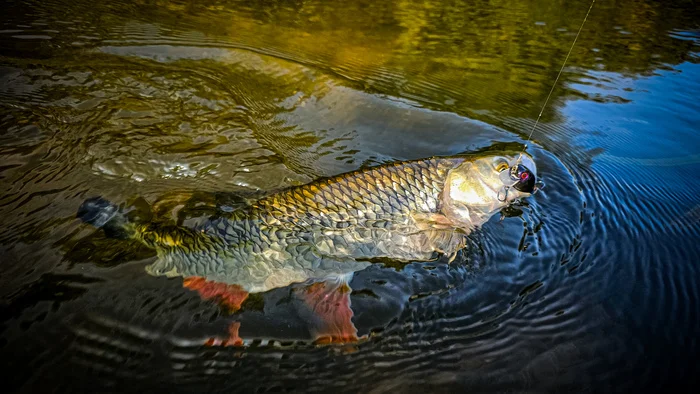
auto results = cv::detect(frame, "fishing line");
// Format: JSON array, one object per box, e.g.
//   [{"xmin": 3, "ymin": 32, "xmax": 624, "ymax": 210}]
[{"xmin": 519, "ymin": 0, "xmax": 596, "ymax": 160}]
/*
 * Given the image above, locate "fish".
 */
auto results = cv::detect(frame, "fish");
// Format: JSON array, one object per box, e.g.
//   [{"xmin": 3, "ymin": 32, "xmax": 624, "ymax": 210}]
[{"xmin": 77, "ymin": 153, "xmax": 538, "ymax": 344}]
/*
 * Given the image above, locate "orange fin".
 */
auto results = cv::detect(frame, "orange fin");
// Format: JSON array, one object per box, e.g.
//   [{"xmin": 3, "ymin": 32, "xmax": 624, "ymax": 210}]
[
  {"xmin": 295, "ymin": 277, "xmax": 362, "ymax": 344},
  {"xmin": 183, "ymin": 276, "xmax": 249, "ymax": 313},
  {"xmin": 204, "ymin": 321, "xmax": 243, "ymax": 347}
]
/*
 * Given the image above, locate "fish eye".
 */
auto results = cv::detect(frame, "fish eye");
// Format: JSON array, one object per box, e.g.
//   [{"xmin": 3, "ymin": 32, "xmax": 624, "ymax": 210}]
[{"xmin": 495, "ymin": 160, "xmax": 509, "ymax": 172}]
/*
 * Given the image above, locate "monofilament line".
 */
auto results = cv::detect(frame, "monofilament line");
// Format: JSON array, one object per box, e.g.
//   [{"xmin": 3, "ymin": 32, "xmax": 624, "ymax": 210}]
[{"xmin": 520, "ymin": 0, "xmax": 596, "ymax": 157}]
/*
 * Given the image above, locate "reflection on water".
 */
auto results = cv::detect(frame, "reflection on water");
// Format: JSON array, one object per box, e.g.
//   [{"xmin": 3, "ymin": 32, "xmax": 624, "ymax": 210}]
[{"xmin": 1, "ymin": 0, "xmax": 699, "ymax": 392}]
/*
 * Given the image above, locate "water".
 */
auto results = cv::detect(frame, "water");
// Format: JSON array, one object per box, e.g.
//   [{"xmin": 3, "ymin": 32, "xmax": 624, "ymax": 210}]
[{"xmin": 1, "ymin": 0, "xmax": 698, "ymax": 392}]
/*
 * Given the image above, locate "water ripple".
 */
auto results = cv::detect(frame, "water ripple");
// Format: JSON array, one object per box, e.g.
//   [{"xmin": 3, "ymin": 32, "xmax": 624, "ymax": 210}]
[{"xmin": 2, "ymin": 0, "xmax": 700, "ymax": 392}]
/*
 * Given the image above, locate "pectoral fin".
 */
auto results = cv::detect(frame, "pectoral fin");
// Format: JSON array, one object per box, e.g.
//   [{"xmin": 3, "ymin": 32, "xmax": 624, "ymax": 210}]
[
  {"xmin": 411, "ymin": 212, "xmax": 457, "ymax": 230},
  {"xmin": 411, "ymin": 212, "xmax": 468, "ymax": 260}
]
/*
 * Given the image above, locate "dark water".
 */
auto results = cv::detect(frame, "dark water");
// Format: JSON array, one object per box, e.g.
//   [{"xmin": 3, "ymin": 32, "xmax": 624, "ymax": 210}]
[{"xmin": 1, "ymin": 0, "xmax": 699, "ymax": 392}]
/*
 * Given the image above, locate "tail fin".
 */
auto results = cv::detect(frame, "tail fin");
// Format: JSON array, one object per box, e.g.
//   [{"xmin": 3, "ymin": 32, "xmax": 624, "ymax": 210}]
[
  {"xmin": 77, "ymin": 197, "xmax": 136, "ymax": 239},
  {"xmin": 78, "ymin": 196, "xmax": 214, "ymax": 253}
]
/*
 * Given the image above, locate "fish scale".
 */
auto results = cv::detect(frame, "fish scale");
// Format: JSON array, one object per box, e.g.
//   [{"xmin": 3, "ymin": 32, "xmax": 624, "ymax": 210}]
[
  {"xmin": 140, "ymin": 157, "xmax": 466, "ymax": 290},
  {"xmin": 79, "ymin": 153, "xmax": 537, "ymax": 293}
]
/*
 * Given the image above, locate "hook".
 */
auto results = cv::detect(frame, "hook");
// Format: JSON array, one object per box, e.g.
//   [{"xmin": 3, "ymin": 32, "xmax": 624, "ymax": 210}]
[{"xmin": 498, "ymin": 186, "xmax": 509, "ymax": 202}]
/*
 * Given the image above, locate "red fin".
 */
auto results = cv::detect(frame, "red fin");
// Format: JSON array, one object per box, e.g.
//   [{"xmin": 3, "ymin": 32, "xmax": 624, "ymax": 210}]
[
  {"xmin": 183, "ymin": 276, "xmax": 249, "ymax": 313},
  {"xmin": 204, "ymin": 322, "xmax": 243, "ymax": 347},
  {"xmin": 296, "ymin": 280, "xmax": 361, "ymax": 344}
]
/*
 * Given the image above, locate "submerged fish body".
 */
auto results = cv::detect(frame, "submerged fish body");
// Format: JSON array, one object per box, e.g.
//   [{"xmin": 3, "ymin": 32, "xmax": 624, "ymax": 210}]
[
  {"xmin": 143, "ymin": 158, "xmax": 461, "ymax": 293},
  {"xmin": 79, "ymin": 154, "xmax": 537, "ymax": 294}
]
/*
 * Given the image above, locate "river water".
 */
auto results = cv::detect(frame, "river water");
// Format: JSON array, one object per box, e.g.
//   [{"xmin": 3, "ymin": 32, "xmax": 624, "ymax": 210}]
[{"xmin": 1, "ymin": 0, "xmax": 699, "ymax": 392}]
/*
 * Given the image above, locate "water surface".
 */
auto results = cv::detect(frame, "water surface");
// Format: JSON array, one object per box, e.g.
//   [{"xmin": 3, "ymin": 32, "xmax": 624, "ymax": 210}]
[{"xmin": 1, "ymin": 0, "xmax": 699, "ymax": 392}]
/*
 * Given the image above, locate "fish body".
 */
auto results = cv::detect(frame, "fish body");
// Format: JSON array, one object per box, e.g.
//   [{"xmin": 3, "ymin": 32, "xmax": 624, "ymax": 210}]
[{"xmin": 79, "ymin": 154, "xmax": 537, "ymax": 293}]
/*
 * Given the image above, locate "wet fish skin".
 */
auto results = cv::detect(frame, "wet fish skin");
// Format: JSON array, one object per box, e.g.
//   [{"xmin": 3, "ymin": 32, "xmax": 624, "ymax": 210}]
[
  {"xmin": 79, "ymin": 154, "xmax": 536, "ymax": 293},
  {"xmin": 140, "ymin": 158, "xmax": 465, "ymax": 291}
]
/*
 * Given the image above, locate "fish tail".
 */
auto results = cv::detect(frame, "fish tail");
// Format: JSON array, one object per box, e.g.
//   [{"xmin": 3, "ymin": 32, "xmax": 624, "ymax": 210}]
[
  {"xmin": 78, "ymin": 196, "xmax": 225, "ymax": 283},
  {"xmin": 77, "ymin": 196, "xmax": 137, "ymax": 240},
  {"xmin": 78, "ymin": 196, "xmax": 219, "ymax": 254}
]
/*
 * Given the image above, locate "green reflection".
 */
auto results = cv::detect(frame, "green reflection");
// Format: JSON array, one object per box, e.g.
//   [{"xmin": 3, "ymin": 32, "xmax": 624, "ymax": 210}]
[
  {"xmin": 55, "ymin": 0, "xmax": 699, "ymax": 122},
  {"xmin": 3, "ymin": 0, "xmax": 699, "ymax": 126}
]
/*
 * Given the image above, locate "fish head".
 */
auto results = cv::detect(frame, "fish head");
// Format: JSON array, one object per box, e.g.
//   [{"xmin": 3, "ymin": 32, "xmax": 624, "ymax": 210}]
[{"xmin": 443, "ymin": 153, "xmax": 539, "ymax": 228}]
